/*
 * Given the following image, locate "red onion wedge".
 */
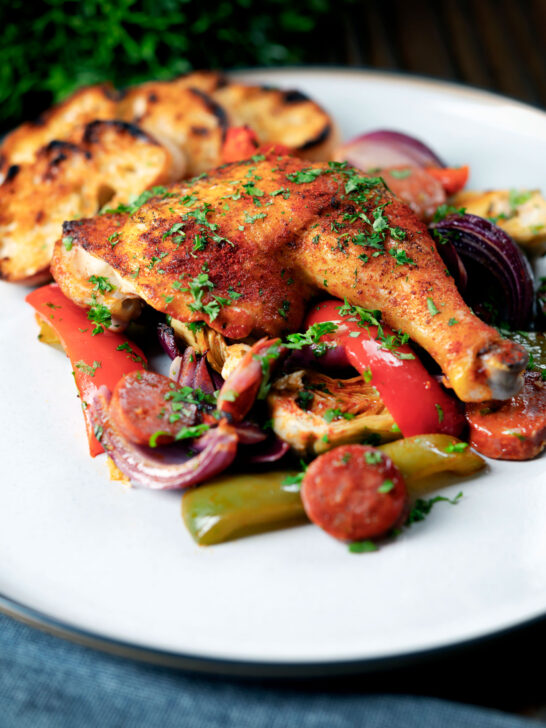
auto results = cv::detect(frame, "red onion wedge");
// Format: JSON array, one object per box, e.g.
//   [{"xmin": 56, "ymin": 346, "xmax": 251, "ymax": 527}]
[
  {"xmin": 90, "ymin": 387, "xmax": 238, "ymax": 490},
  {"xmin": 217, "ymin": 338, "xmax": 286, "ymax": 422},
  {"xmin": 193, "ymin": 356, "xmax": 216, "ymax": 395},
  {"xmin": 430, "ymin": 214, "xmax": 535, "ymax": 329},
  {"xmin": 336, "ymin": 130, "xmax": 444, "ymax": 171},
  {"xmin": 170, "ymin": 346, "xmax": 198, "ymax": 386},
  {"xmin": 285, "ymin": 342, "xmax": 350, "ymax": 371},
  {"xmin": 157, "ymin": 323, "xmax": 181, "ymax": 360},
  {"xmin": 234, "ymin": 422, "xmax": 268, "ymax": 445},
  {"xmin": 246, "ymin": 437, "xmax": 291, "ymax": 463}
]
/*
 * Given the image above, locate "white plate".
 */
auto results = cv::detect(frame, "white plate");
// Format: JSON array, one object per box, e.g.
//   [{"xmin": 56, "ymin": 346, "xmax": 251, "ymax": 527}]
[{"xmin": 1, "ymin": 69, "xmax": 546, "ymax": 674}]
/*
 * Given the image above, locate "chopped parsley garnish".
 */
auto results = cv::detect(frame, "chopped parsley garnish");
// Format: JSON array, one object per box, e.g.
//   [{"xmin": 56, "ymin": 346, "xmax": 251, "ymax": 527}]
[
  {"xmin": 286, "ymin": 168, "xmax": 324, "ymax": 184},
  {"xmin": 406, "ymin": 492, "xmax": 463, "ymax": 526},
  {"xmin": 323, "ymin": 408, "xmax": 355, "ymax": 423},
  {"xmin": 88, "ymin": 275, "xmax": 115, "ymax": 293},
  {"xmin": 509, "ymin": 189, "xmax": 532, "ymax": 210},
  {"xmin": 87, "ymin": 298, "xmax": 112, "ymax": 335},
  {"xmin": 377, "ymin": 479, "xmax": 394, "ymax": 494},
  {"xmin": 162, "ymin": 222, "xmax": 185, "ymax": 239},
  {"xmin": 435, "ymin": 403, "xmax": 444, "ymax": 423},
  {"xmin": 432, "ymin": 204, "xmax": 466, "ymax": 223},
  {"xmin": 364, "ymin": 450, "xmax": 382, "ymax": 465},
  {"xmin": 445, "ymin": 442, "xmax": 469, "ymax": 453},
  {"xmin": 278, "ymin": 299, "xmax": 291, "ymax": 320},
  {"xmin": 348, "ymin": 540, "xmax": 377, "ymax": 554},
  {"xmin": 104, "ymin": 186, "xmax": 174, "ymax": 215},
  {"xmin": 427, "ymin": 297, "xmax": 440, "ymax": 316},
  {"xmin": 243, "ymin": 211, "xmax": 267, "ymax": 224},
  {"xmin": 281, "ymin": 461, "xmax": 308, "ymax": 492},
  {"xmin": 253, "ymin": 342, "xmax": 283, "ymax": 399},
  {"xmin": 389, "ymin": 247, "xmax": 416, "ymax": 266},
  {"xmin": 186, "ymin": 321, "xmax": 206, "ymax": 334},
  {"xmin": 115, "ymin": 342, "xmax": 144, "ymax": 363},
  {"xmin": 284, "ymin": 321, "xmax": 338, "ymax": 354},
  {"xmin": 389, "ymin": 169, "xmax": 412, "ymax": 179},
  {"xmin": 62, "ymin": 236, "xmax": 74, "ymax": 251},
  {"xmin": 75, "ymin": 360, "xmax": 101, "ymax": 377},
  {"xmin": 296, "ymin": 390, "xmax": 314, "ymax": 411},
  {"xmin": 174, "ymin": 423, "xmax": 210, "ymax": 441}
]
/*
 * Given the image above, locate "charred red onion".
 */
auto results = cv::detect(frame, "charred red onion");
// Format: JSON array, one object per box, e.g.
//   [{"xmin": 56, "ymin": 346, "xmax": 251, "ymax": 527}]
[
  {"xmin": 218, "ymin": 338, "xmax": 286, "ymax": 422},
  {"xmin": 170, "ymin": 347, "xmax": 198, "ymax": 386},
  {"xmin": 90, "ymin": 387, "xmax": 238, "ymax": 490},
  {"xmin": 157, "ymin": 323, "xmax": 181, "ymax": 360},
  {"xmin": 234, "ymin": 422, "xmax": 268, "ymax": 445},
  {"xmin": 430, "ymin": 214, "xmax": 535, "ymax": 329},
  {"xmin": 246, "ymin": 437, "xmax": 291, "ymax": 463},
  {"xmin": 285, "ymin": 342, "xmax": 350, "ymax": 371},
  {"xmin": 336, "ymin": 130, "xmax": 444, "ymax": 171}
]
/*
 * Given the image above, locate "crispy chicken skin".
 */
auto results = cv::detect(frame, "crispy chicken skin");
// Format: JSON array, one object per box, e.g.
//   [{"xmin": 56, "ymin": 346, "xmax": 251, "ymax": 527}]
[{"xmin": 51, "ymin": 155, "xmax": 527, "ymax": 402}]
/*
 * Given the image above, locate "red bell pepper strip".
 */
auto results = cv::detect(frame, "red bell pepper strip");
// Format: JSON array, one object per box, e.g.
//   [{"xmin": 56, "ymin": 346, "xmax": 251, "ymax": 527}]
[
  {"xmin": 425, "ymin": 165, "xmax": 469, "ymax": 196},
  {"xmin": 26, "ymin": 284, "xmax": 147, "ymax": 457},
  {"xmin": 222, "ymin": 127, "xmax": 260, "ymax": 163},
  {"xmin": 304, "ymin": 299, "xmax": 464, "ymax": 438},
  {"xmin": 222, "ymin": 126, "xmax": 292, "ymax": 164}
]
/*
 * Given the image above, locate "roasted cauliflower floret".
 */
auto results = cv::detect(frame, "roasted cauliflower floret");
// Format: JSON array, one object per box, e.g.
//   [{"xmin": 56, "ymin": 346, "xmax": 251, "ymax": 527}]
[
  {"xmin": 454, "ymin": 189, "xmax": 546, "ymax": 251},
  {"xmin": 268, "ymin": 370, "xmax": 399, "ymax": 455},
  {"xmin": 0, "ymin": 120, "xmax": 174, "ymax": 282}
]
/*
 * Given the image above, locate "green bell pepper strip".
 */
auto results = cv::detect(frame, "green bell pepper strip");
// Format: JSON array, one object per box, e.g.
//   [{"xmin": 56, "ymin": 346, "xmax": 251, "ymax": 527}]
[
  {"xmin": 182, "ymin": 434, "xmax": 485, "ymax": 546},
  {"xmin": 182, "ymin": 472, "xmax": 307, "ymax": 546}
]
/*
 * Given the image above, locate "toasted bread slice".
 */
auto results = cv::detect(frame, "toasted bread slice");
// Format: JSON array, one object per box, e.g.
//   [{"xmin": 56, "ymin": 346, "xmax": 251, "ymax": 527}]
[
  {"xmin": 212, "ymin": 84, "xmax": 338, "ymax": 161},
  {"xmin": 0, "ymin": 120, "xmax": 173, "ymax": 282},
  {"xmin": 0, "ymin": 84, "xmax": 119, "ymax": 176},
  {"xmin": 118, "ymin": 85, "xmax": 227, "ymax": 177}
]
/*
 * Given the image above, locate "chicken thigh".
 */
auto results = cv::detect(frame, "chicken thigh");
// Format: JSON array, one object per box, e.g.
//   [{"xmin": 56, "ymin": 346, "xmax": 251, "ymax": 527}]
[{"xmin": 51, "ymin": 154, "xmax": 527, "ymax": 402}]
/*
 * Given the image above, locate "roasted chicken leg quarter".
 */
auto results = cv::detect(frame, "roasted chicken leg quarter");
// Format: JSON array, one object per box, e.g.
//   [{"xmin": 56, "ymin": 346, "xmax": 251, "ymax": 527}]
[{"xmin": 51, "ymin": 154, "xmax": 527, "ymax": 402}]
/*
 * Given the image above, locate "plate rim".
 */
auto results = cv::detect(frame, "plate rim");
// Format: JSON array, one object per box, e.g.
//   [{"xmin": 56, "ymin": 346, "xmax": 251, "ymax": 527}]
[
  {"xmin": 3, "ymin": 592, "xmax": 546, "ymax": 677},
  {"xmin": 231, "ymin": 65, "xmax": 546, "ymax": 117},
  {"xmin": 3, "ymin": 66, "xmax": 546, "ymax": 676}
]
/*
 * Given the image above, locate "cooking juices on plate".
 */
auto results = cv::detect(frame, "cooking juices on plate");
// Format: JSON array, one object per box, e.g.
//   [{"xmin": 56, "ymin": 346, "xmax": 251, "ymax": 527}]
[{"xmin": 9, "ymin": 74, "xmax": 546, "ymax": 551}]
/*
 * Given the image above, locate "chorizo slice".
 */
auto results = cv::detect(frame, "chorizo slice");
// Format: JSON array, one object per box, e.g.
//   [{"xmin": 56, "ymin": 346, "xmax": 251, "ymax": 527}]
[
  {"xmin": 109, "ymin": 370, "xmax": 197, "ymax": 446},
  {"xmin": 379, "ymin": 167, "xmax": 446, "ymax": 221},
  {"xmin": 466, "ymin": 371, "xmax": 546, "ymax": 460},
  {"xmin": 300, "ymin": 445, "xmax": 408, "ymax": 542}
]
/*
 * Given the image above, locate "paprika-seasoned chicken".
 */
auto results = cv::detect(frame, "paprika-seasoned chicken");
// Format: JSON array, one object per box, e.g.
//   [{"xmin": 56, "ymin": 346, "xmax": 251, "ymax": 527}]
[{"xmin": 51, "ymin": 154, "xmax": 527, "ymax": 402}]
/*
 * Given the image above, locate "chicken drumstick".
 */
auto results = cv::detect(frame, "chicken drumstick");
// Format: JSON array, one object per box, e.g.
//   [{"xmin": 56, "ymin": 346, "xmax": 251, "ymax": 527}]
[{"xmin": 52, "ymin": 154, "xmax": 527, "ymax": 402}]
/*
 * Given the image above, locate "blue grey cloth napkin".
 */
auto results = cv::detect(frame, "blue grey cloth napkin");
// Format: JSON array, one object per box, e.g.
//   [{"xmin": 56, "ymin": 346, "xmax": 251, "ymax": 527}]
[{"xmin": 0, "ymin": 613, "xmax": 542, "ymax": 728}]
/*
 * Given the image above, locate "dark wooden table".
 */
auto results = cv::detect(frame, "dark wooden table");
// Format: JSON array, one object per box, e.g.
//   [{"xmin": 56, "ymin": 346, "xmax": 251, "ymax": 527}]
[{"xmin": 309, "ymin": 0, "xmax": 546, "ymax": 110}]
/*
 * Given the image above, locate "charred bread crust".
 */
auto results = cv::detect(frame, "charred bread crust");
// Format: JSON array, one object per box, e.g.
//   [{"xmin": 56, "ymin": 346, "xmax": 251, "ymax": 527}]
[
  {"xmin": 211, "ymin": 82, "xmax": 338, "ymax": 161},
  {"xmin": 0, "ymin": 83, "xmax": 119, "ymax": 174},
  {"xmin": 0, "ymin": 120, "xmax": 173, "ymax": 282}
]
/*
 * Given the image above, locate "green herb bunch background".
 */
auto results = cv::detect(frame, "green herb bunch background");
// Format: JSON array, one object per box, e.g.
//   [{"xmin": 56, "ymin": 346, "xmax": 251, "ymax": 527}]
[{"xmin": 1, "ymin": 0, "xmax": 350, "ymax": 134}]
